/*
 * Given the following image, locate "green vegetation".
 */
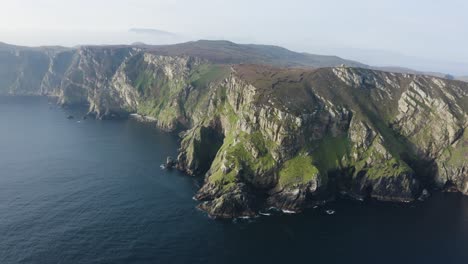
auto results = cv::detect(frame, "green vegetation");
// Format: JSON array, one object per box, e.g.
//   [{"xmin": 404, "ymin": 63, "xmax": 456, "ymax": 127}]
[
  {"xmin": 231, "ymin": 132, "xmax": 276, "ymax": 173},
  {"xmin": 134, "ymin": 71, "xmax": 154, "ymax": 94},
  {"xmin": 135, "ymin": 74, "xmax": 185, "ymax": 126},
  {"xmin": 208, "ymin": 131, "xmax": 277, "ymax": 186},
  {"xmin": 190, "ymin": 64, "xmax": 230, "ymax": 88},
  {"xmin": 459, "ymin": 96, "xmax": 468, "ymax": 112},
  {"xmin": 222, "ymin": 102, "xmax": 238, "ymax": 125},
  {"xmin": 364, "ymin": 158, "xmax": 413, "ymax": 180},
  {"xmin": 310, "ymin": 135, "xmax": 350, "ymax": 173},
  {"xmin": 352, "ymin": 93, "xmax": 410, "ymax": 160},
  {"xmin": 134, "ymin": 63, "xmax": 231, "ymax": 129},
  {"xmin": 278, "ymin": 154, "xmax": 319, "ymax": 187},
  {"xmin": 443, "ymin": 130, "xmax": 467, "ymax": 167},
  {"xmin": 209, "ymin": 169, "xmax": 238, "ymax": 188},
  {"xmin": 350, "ymin": 138, "xmax": 413, "ymax": 180}
]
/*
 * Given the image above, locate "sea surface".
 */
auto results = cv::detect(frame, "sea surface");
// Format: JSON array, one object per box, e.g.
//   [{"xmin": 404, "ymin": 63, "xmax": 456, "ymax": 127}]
[{"xmin": 0, "ymin": 96, "xmax": 467, "ymax": 264}]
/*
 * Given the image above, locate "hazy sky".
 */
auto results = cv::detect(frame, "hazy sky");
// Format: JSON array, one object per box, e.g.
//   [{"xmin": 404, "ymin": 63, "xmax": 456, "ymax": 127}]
[{"xmin": 1, "ymin": 0, "xmax": 467, "ymax": 75}]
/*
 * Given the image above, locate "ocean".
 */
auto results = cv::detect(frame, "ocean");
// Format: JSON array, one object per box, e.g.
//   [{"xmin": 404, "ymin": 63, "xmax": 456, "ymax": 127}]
[{"xmin": 0, "ymin": 96, "xmax": 467, "ymax": 264}]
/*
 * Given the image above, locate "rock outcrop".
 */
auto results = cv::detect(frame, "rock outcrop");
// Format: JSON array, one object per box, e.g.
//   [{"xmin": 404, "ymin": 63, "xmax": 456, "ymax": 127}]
[{"xmin": 1, "ymin": 43, "xmax": 467, "ymax": 218}]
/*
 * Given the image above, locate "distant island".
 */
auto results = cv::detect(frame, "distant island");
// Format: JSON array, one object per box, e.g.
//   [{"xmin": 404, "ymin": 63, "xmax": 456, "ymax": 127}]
[
  {"xmin": 1, "ymin": 40, "xmax": 466, "ymax": 218},
  {"xmin": 129, "ymin": 28, "xmax": 179, "ymax": 37}
]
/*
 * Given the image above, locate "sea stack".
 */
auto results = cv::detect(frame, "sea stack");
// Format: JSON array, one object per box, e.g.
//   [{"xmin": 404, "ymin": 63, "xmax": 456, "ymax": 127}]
[{"xmin": 166, "ymin": 156, "xmax": 176, "ymax": 169}]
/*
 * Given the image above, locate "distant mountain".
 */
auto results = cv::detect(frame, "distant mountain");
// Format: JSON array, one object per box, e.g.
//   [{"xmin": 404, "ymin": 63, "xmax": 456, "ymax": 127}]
[
  {"xmin": 0, "ymin": 41, "xmax": 69, "ymax": 53},
  {"xmin": 141, "ymin": 40, "xmax": 367, "ymax": 68},
  {"xmin": 373, "ymin": 66, "xmax": 456, "ymax": 80},
  {"xmin": 1, "ymin": 39, "xmax": 462, "ymax": 82},
  {"xmin": 129, "ymin": 28, "xmax": 178, "ymax": 38},
  {"xmin": 319, "ymin": 47, "xmax": 468, "ymax": 77}
]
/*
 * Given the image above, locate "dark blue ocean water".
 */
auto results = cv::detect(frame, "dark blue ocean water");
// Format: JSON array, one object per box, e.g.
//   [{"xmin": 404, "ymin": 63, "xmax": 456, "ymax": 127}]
[{"xmin": 0, "ymin": 96, "xmax": 467, "ymax": 264}]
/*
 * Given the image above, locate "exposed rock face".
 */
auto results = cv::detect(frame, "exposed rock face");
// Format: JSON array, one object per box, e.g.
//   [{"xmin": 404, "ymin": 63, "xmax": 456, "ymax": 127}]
[
  {"xmin": 345, "ymin": 118, "xmax": 419, "ymax": 202},
  {"xmin": 1, "ymin": 44, "xmax": 467, "ymax": 218},
  {"xmin": 436, "ymin": 129, "xmax": 468, "ymax": 193}
]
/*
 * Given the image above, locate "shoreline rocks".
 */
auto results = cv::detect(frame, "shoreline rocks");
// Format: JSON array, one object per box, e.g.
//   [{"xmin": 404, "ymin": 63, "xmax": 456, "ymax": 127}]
[{"xmin": 165, "ymin": 156, "xmax": 177, "ymax": 169}]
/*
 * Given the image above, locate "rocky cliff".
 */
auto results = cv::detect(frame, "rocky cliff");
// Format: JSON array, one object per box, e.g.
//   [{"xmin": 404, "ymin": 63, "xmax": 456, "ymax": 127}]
[{"xmin": 1, "ymin": 42, "xmax": 466, "ymax": 218}]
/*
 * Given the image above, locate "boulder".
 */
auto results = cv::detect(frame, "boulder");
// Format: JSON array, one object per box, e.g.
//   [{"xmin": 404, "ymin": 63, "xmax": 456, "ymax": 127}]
[{"xmin": 166, "ymin": 156, "xmax": 176, "ymax": 169}]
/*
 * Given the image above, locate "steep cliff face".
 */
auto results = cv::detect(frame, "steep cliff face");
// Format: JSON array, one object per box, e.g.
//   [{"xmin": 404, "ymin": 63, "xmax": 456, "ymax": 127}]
[
  {"xmin": 0, "ymin": 43, "xmax": 66, "ymax": 95},
  {"xmin": 1, "ymin": 44, "xmax": 467, "ymax": 218},
  {"xmin": 177, "ymin": 66, "xmax": 467, "ymax": 217}
]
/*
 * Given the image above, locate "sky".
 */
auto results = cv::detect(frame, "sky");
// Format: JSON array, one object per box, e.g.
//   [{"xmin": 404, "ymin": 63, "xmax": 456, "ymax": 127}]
[{"xmin": 0, "ymin": 0, "xmax": 467, "ymax": 75}]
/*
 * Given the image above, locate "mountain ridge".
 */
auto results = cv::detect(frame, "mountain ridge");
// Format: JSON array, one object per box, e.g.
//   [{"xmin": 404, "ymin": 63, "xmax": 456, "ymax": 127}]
[
  {"xmin": 2, "ymin": 39, "xmax": 464, "ymax": 80},
  {"xmin": 139, "ymin": 40, "xmax": 367, "ymax": 68}
]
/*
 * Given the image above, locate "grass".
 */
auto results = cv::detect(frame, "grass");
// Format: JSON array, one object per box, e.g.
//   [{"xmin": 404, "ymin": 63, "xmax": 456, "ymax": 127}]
[
  {"xmin": 208, "ymin": 131, "xmax": 277, "ymax": 186},
  {"xmin": 350, "ymin": 137, "xmax": 414, "ymax": 180},
  {"xmin": 278, "ymin": 154, "xmax": 319, "ymax": 187},
  {"xmin": 443, "ymin": 129, "xmax": 468, "ymax": 167},
  {"xmin": 134, "ymin": 63, "xmax": 231, "ymax": 128},
  {"xmin": 310, "ymin": 135, "xmax": 350, "ymax": 173},
  {"xmin": 229, "ymin": 132, "xmax": 277, "ymax": 173},
  {"xmin": 209, "ymin": 168, "xmax": 238, "ymax": 187},
  {"xmin": 222, "ymin": 102, "xmax": 238, "ymax": 125},
  {"xmin": 364, "ymin": 158, "xmax": 413, "ymax": 180},
  {"xmin": 134, "ymin": 71, "xmax": 154, "ymax": 94},
  {"xmin": 190, "ymin": 64, "xmax": 230, "ymax": 88}
]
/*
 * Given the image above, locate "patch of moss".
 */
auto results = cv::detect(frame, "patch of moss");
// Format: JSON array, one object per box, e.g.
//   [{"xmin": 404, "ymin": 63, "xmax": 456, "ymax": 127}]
[
  {"xmin": 208, "ymin": 131, "xmax": 277, "ymax": 187},
  {"xmin": 209, "ymin": 169, "xmax": 238, "ymax": 186},
  {"xmin": 278, "ymin": 154, "xmax": 319, "ymax": 187},
  {"xmin": 364, "ymin": 158, "xmax": 413, "ymax": 180},
  {"xmin": 137, "ymin": 99, "xmax": 159, "ymax": 117},
  {"xmin": 223, "ymin": 102, "xmax": 238, "ymax": 125},
  {"xmin": 310, "ymin": 135, "xmax": 350, "ymax": 173},
  {"xmin": 190, "ymin": 64, "xmax": 230, "ymax": 88},
  {"xmin": 349, "ymin": 138, "xmax": 413, "ymax": 180},
  {"xmin": 134, "ymin": 70, "xmax": 154, "ymax": 94},
  {"xmin": 444, "ymin": 129, "xmax": 468, "ymax": 167},
  {"xmin": 229, "ymin": 132, "xmax": 276, "ymax": 173},
  {"xmin": 135, "ymin": 74, "xmax": 186, "ymax": 123},
  {"xmin": 157, "ymin": 107, "xmax": 179, "ymax": 126}
]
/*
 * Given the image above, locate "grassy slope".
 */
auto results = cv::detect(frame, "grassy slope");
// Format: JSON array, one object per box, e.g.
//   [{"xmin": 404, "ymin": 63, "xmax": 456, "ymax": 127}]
[
  {"xmin": 278, "ymin": 154, "xmax": 319, "ymax": 187},
  {"xmin": 442, "ymin": 129, "xmax": 468, "ymax": 167},
  {"xmin": 145, "ymin": 40, "xmax": 366, "ymax": 68}
]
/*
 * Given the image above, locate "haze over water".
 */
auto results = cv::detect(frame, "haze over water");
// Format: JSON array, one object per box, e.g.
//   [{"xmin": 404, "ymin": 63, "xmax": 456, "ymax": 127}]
[{"xmin": 0, "ymin": 96, "xmax": 467, "ymax": 264}]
